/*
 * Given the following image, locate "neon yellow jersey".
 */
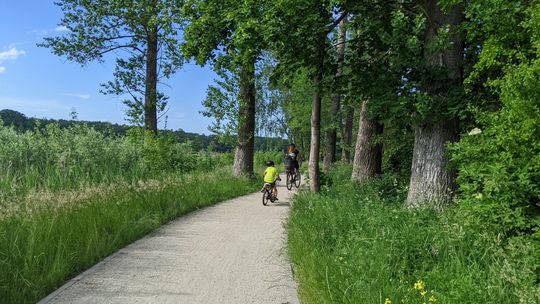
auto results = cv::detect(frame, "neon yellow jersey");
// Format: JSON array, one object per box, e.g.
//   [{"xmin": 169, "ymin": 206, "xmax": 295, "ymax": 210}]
[{"xmin": 264, "ymin": 166, "xmax": 279, "ymax": 183}]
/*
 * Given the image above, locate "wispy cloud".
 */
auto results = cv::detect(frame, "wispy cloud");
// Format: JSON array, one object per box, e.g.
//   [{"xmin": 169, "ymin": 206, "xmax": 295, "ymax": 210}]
[
  {"xmin": 55, "ymin": 25, "xmax": 69, "ymax": 32},
  {"xmin": 30, "ymin": 29, "xmax": 48, "ymax": 35},
  {"xmin": 31, "ymin": 25, "xmax": 70, "ymax": 36},
  {"xmin": 65, "ymin": 93, "xmax": 91, "ymax": 100},
  {"xmin": 0, "ymin": 47, "xmax": 26, "ymax": 75}
]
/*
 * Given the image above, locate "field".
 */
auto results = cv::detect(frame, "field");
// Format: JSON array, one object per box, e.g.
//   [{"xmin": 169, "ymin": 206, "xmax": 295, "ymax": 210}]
[{"xmin": 0, "ymin": 123, "xmax": 266, "ymax": 304}]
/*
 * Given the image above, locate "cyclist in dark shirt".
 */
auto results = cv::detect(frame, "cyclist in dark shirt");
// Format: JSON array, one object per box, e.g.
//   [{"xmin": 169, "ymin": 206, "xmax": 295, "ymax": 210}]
[{"xmin": 286, "ymin": 143, "xmax": 303, "ymax": 176}]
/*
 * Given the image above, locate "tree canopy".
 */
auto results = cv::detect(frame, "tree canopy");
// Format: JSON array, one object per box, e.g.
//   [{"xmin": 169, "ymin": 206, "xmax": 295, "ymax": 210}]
[{"xmin": 40, "ymin": 0, "xmax": 185, "ymax": 132}]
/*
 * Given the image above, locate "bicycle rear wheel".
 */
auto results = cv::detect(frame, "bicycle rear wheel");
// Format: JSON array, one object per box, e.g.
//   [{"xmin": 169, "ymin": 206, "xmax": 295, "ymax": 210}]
[{"xmin": 262, "ymin": 190, "xmax": 270, "ymax": 206}]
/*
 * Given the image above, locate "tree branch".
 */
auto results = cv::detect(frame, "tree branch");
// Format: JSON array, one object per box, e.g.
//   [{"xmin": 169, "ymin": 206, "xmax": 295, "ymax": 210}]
[
  {"xmin": 326, "ymin": 11, "xmax": 348, "ymax": 34},
  {"xmin": 97, "ymin": 44, "xmax": 143, "ymax": 56}
]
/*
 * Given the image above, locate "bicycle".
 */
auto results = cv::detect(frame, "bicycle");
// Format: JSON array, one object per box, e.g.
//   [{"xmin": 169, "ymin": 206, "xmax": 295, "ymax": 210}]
[
  {"xmin": 286, "ymin": 165, "xmax": 301, "ymax": 190},
  {"xmin": 261, "ymin": 179, "xmax": 280, "ymax": 206}
]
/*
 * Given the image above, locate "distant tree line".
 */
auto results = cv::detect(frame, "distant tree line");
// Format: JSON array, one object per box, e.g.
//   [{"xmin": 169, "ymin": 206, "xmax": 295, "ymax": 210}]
[{"xmin": 0, "ymin": 109, "xmax": 287, "ymax": 153}]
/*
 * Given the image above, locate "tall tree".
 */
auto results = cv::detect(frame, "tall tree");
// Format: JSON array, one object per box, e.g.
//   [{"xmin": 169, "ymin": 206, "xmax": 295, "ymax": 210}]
[
  {"xmin": 271, "ymin": 68, "xmax": 313, "ymax": 150},
  {"xmin": 351, "ymin": 100, "xmax": 383, "ymax": 181},
  {"xmin": 341, "ymin": 104, "xmax": 355, "ymax": 163},
  {"xmin": 406, "ymin": 1, "xmax": 465, "ymax": 206},
  {"xmin": 265, "ymin": 0, "xmax": 339, "ymax": 191},
  {"xmin": 182, "ymin": 0, "xmax": 265, "ymax": 177},
  {"xmin": 40, "ymin": 0, "xmax": 184, "ymax": 133},
  {"xmin": 324, "ymin": 14, "xmax": 348, "ymax": 171},
  {"xmin": 345, "ymin": 0, "xmax": 413, "ymax": 182}
]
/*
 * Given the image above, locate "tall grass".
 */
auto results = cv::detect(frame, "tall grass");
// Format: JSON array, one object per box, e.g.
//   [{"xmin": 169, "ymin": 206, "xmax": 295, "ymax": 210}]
[
  {"xmin": 0, "ymin": 123, "xmax": 231, "ymax": 198},
  {"xmin": 0, "ymin": 123, "xmax": 263, "ymax": 303},
  {"xmin": 288, "ymin": 165, "xmax": 536, "ymax": 304},
  {"xmin": 0, "ymin": 169, "xmax": 258, "ymax": 304}
]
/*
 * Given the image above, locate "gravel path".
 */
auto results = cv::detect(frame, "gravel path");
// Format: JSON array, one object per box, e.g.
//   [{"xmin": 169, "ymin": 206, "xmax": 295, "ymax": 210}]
[{"xmin": 39, "ymin": 176, "xmax": 299, "ymax": 304}]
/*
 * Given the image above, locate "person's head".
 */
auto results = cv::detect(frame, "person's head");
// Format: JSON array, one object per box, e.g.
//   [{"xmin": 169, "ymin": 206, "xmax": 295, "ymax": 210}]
[
  {"xmin": 288, "ymin": 143, "xmax": 296, "ymax": 153},
  {"xmin": 266, "ymin": 160, "xmax": 275, "ymax": 167}
]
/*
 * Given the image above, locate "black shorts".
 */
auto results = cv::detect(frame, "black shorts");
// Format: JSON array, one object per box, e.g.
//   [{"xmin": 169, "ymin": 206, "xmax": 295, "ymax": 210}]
[{"xmin": 286, "ymin": 163, "xmax": 298, "ymax": 173}]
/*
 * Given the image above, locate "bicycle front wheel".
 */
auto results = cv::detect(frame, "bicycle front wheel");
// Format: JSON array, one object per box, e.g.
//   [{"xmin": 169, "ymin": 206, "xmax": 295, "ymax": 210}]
[
  {"xmin": 295, "ymin": 172, "xmax": 301, "ymax": 188},
  {"xmin": 286, "ymin": 172, "xmax": 293, "ymax": 190}
]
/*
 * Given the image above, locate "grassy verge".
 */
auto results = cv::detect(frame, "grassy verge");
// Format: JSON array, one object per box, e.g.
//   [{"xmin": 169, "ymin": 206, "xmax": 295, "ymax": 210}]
[
  {"xmin": 0, "ymin": 169, "xmax": 257, "ymax": 304},
  {"xmin": 288, "ymin": 165, "xmax": 535, "ymax": 304}
]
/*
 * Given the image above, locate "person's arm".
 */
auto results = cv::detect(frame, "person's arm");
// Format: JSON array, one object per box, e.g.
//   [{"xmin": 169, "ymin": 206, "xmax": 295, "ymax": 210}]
[{"xmin": 298, "ymin": 150, "xmax": 304, "ymax": 162}]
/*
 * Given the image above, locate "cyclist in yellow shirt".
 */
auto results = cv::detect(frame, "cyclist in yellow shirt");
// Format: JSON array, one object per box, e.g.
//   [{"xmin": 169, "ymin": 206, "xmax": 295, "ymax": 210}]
[{"xmin": 264, "ymin": 160, "xmax": 281, "ymax": 200}]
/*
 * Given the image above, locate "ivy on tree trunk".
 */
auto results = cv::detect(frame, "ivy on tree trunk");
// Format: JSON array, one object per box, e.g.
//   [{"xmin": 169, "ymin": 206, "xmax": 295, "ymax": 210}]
[{"xmin": 406, "ymin": 1, "xmax": 465, "ymax": 207}]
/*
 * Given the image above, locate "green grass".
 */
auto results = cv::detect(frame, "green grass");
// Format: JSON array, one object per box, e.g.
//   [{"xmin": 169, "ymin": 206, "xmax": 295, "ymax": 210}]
[
  {"xmin": 288, "ymin": 165, "xmax": 535, "ymax": 304},
  {"xmin": 0, "ymin": 169, "xmax": 258, "ymax": 304}
]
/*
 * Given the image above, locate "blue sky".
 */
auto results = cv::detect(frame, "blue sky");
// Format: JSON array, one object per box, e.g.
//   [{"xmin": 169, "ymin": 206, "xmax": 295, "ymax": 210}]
[{"xmin": 0, "ymin": 1, "xmax": 217, "ymax": 134}]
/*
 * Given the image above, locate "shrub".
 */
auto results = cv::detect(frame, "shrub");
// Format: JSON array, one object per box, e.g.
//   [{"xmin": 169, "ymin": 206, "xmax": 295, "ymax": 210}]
[
  {"xmin": 451, "ymin": 60, "xmax": 540, "ymax": 239},
  {"xmin": 450, "ymin": 59, "xmax": 540, "ymax": 302}
]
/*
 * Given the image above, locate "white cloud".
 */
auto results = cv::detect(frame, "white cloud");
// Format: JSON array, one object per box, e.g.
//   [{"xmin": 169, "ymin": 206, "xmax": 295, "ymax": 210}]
[
  {"xmin": 30, "ymin": 29, "xmax": 48, "ymax": 35},
  {"xmin": 65, "ymin": 93, "xmax": 91, "ymax": 100},
  {"xmin": 55, "ymin": 25, "xmax": 69, "ymax": 32},
  {"xmin": 31, "ymin": 26, "xmax": 70, "ymax": 36},
  {"xmin": 0, "ymin": 67, "xmax": 5, "ymax": 74},
  {"xmin": 0, "ymin": 47, "xmax": 26, "ymax": 62}
]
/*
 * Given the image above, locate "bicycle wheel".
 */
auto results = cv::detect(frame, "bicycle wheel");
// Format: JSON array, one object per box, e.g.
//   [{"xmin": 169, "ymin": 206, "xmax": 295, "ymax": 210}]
[
  {"xmin": 262, "ymin": 190, "xmax": 269, "ymax": 206},
  {"xmin": 286, "ymin": 172, "xmax": 293, "ymax": 190},
  {"xmin": 295, "ymin": 171, "xmax": 301, "ymax": 188}
]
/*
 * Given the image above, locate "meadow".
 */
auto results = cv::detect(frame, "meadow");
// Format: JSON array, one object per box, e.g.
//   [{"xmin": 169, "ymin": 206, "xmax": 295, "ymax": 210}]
[{"xmin": 0, "ymin": 122, "xmax": 273, "ymax": 304}]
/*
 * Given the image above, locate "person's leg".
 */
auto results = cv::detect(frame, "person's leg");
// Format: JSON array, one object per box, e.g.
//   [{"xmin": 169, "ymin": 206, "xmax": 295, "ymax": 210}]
[{"xmin": 272, "ymin": 181, "xmax": 278, "ymax": 198}]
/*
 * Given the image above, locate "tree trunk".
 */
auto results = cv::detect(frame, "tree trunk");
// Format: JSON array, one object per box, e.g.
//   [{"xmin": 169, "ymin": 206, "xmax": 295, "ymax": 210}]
[
  {"xmin": 144, "ymin": 22, "xmax": 158, "ymax": 134},
  {"xmin": 407, "ymin": 119, "xmax": 458, "ymax": 206},
  {"xmin": 341, "ymin": 105, "xmax": 354, "ymax": 163},
  {"xmin": 323, "ymin": 14, "xmax": 347, "ymax": 171},
  {"xmin": 309, "ymin": 67, "xmax": 323, "ymax": 192},
  {"xmin": 351, "ymin": 100, "xmax": 383, "ymax": 182},
  {"xmin": 406, "ymin": 1, "xmax": 464, "ymax": 206},
  {"xmin": 232, "ymin": 60, "xmax": 256, "ymax": 177}
]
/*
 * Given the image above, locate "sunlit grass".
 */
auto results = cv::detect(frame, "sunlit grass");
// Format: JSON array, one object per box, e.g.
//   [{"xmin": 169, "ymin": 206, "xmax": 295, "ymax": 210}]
[
  {"xmin": 0, "ymin": 123, "xmax": 263, "ymax": 303},
  {"xmin": 0, "ymin": 169, "xmax": 258, "ymax": 304},
  {"xmin": 288, "ymin": 165, "xmax": 528, "ymax": 304}
]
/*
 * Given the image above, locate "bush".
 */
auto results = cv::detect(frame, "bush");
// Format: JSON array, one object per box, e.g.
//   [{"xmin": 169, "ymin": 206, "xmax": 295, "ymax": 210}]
[
  {"xmin": 452, "ymin": 60, "xmax": 540, "ymax": 238},
  {"xmin": 451, "ymin": 59, "xmax": 540, "ymax": 302}
]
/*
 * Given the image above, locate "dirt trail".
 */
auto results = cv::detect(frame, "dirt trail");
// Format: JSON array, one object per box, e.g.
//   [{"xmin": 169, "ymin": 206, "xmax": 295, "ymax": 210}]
[{"xmin": 39, "ymin": 176, "xmax": 299, "ymax": 304}]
